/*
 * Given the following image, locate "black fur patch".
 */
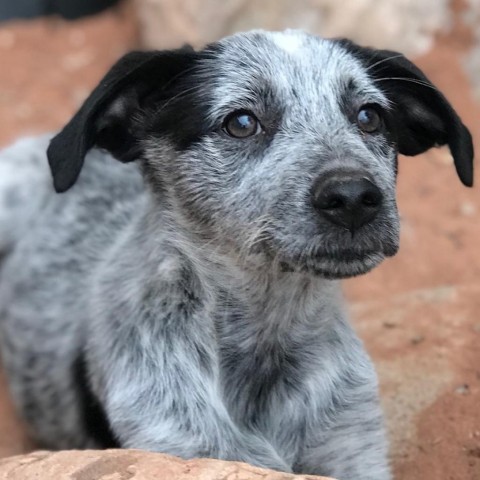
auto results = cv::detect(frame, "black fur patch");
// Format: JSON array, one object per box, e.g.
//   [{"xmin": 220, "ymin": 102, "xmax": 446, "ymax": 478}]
[
  {"xmin": 47, "ymin": 48, "xmax": 202, "ymax": 193},
  {"xmin": 72, "ymin": 354, "xmax": 120, "ymax": 448}
]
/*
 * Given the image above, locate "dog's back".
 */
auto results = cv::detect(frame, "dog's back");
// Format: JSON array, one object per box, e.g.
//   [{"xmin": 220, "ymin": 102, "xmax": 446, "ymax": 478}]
[
  {"xmin": 0, "ymin": 135, "xmax": 144, "ymax": 447},
  {"xmin": 0, "ymin": 136, "xmax": 53, "ymax": 254}
]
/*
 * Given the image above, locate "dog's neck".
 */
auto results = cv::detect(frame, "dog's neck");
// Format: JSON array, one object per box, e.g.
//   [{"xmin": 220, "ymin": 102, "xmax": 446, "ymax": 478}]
[{"xmin": 139, "ymin": 200, "xmax": 343, "ymax": 328}]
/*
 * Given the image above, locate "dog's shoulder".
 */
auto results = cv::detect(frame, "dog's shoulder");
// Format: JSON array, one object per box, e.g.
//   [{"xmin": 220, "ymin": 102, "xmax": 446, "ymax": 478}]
[{"xmin": 0, "ymin": 134, "xmax": 146, "ymax": 281}]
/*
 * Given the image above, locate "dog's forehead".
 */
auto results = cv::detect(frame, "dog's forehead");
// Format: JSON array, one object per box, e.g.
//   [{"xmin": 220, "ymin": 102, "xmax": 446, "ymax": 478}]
[{"xmin": 200, "ymin": 30, "xmax": 387, "ymax": 114}]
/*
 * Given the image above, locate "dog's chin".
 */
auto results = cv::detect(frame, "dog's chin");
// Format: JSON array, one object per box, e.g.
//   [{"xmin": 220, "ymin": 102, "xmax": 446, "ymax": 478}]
[
  {"xmin": 279, "ymin": 249, "xmax": 395, "ymax": 279},
  {"xmin": 307, "ymin": 252, "xmax": 386, "ymax": 279}
]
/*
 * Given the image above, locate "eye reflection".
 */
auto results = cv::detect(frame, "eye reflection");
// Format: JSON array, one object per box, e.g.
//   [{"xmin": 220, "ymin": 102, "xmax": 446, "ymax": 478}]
[
  {"xmin": 357, "ymin": 106, "xmax": 381, "ymax": 133},
  {"xmin": 223, "ymin": 111, "xmax": 261, "ymax": 138}
]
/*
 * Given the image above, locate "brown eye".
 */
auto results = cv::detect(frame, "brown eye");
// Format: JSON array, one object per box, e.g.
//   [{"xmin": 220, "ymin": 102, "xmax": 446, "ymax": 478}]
[
  {"xmin": 223, "ymin": 111, "xmax": 261, "ymax": 138},
  {"xmin": 357, "ymin": 106, "xmax": 381, "ymax": 133}
]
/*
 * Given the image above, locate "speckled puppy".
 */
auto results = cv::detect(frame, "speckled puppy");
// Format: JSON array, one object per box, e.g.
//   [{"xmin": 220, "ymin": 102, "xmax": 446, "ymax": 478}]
[{"xmin": 0, "ymin": 30, "xmax": 473, "ymax": 479}]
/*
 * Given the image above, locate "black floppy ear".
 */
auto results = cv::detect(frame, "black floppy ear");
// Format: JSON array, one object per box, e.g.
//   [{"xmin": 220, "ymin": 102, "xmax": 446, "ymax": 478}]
[
  {"xmin": 343, "ymin": 41, "xmax": 474, "ymax": 187},
  {"xmin": 47, "ymin": 48, "xmax": 198, "ymax": 193}
]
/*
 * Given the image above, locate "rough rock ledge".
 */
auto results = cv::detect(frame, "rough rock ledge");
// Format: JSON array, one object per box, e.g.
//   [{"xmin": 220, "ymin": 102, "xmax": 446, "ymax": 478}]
[{"xmin": 0, "ymin": 449, "xmax": 335, "ymax": 480}]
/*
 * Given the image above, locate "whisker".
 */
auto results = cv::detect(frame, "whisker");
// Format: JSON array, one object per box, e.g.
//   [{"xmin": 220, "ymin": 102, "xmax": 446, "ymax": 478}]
[
  {"xmin": 364, "ymin": 54, "xmax": 405, "ymax": 72},
  {"xmin": 152, "ymin": 84, "xmax": 204, "ymax": 116},
  {"xmin": 374, "ymin": 76, "xmax": 439, "ymax": 92}
]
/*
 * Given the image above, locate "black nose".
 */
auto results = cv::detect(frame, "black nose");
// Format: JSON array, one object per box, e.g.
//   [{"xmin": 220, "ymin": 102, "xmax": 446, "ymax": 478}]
[{"xmin": 312, "ymin": 173, "xmax": 383, "ymax": 232}]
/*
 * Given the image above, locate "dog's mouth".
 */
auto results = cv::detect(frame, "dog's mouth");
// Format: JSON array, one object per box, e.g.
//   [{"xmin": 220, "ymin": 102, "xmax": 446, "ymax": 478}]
[
  {"xmin": 267, "ymin": 239, "xmax": 399, "ymax": 279},
  {"xmin": 306, "ymin": 251, "xmax": 387, "ymax": 278},
  {"xmin": 278, "ymin": 251, "xmax": 381, "ymax": 279},
  {"xmin": 241, "ymin": 213, "xmax": 400, "ymax": 279}
]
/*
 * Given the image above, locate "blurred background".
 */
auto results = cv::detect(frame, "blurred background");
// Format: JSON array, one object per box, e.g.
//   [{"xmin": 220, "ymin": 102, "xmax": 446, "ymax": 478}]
[{"xmin": 0, "ymin": 1, "xmax": 478, "ymax": 479}]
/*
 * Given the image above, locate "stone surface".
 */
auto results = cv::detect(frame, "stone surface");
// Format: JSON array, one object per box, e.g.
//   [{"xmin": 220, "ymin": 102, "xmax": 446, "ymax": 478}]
[
  {"xmin": 463, "ymin": 0, "xmax": 480, "ymax": 100},
  {"xmin": 0, "ymin": 450, "xmax": 333, "ymax": 480},
  {"xmin": 0, "ymin": 1, "xmax": 479, "ymax": 479},
  {"xmin": 0, "ymin": 1, "xmax": 138, "ymax": 148},
  {"xmin": 350, "ymin": 285, "xmax": 480, "ymax": 479},
  {"xmin": 0, "ymin": 368, "xmax": 34, "ymax": 457},
  {"xmin": 135, "ymin": 0, "xmax": 451, "ymax": 55}
]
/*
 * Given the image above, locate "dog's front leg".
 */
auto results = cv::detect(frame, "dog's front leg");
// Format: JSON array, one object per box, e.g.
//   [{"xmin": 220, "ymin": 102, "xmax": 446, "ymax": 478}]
[
  {"xmin": 295, "ymin": 373, "xmax": 391, "ymax": 480},
  {"xmin": 87, "ymin": 313, "xmax": 290, "ymax": 472}
]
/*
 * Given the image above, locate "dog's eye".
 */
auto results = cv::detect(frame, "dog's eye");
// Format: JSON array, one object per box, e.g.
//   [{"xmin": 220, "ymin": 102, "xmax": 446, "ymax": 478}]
[
  {"xmin": 223, "ymin": 111, "xmax": 261, "ymax": 138},
  {"xmin": 357, "ymin": 106, "xmax": 381, "ymax": 133}
]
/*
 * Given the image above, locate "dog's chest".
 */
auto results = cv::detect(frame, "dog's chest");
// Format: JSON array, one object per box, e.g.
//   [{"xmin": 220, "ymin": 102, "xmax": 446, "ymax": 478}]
[{"xmin": 214, "ymin": 289, "xmax": 327, "ymax": 448}]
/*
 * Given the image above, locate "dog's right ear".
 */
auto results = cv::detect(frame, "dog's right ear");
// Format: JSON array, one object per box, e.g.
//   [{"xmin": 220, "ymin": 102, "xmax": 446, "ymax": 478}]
[{"xmin": 47, "ymin": 49, "xmax": 198, "ymax": 193}]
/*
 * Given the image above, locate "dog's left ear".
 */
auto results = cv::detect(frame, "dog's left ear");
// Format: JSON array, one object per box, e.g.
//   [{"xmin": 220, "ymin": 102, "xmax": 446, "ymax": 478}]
[
  {"xmin": 343, "ymin": 41, "xmax": 474, "ymax": 187},
  {"xmin": 47, "ymin": 48, "xmax": 199, "ymax": 193}
]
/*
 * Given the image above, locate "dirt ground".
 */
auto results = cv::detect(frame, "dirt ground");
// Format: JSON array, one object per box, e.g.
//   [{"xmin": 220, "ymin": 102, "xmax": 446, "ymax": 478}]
[{"xmin": 0, "ymin": 2, "xmax": 478, "ymax": 480}]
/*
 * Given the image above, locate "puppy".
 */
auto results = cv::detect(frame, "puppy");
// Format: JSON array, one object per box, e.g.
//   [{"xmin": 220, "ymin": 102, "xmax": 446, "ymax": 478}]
[{"xmin": 0, "ymin": 30, "xmax": 473, "ymax": 479}]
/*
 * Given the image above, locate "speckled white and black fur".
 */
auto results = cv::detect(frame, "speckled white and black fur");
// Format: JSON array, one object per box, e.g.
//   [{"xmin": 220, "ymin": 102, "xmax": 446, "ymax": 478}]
[{"xmin": 0, "ymin": 30, "xmax": 473, "ymax": 480}]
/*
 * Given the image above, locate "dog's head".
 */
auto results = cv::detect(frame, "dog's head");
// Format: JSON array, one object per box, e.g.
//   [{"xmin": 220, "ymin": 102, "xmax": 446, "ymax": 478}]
[{"xmin": 48, "ymin": 30, "xmax": 474, "ymax": 279}]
